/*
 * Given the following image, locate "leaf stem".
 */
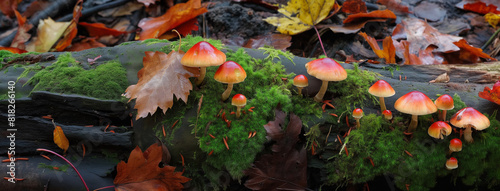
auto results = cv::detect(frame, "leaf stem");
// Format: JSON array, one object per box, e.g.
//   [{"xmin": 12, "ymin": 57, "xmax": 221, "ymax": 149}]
[
  {"xmin": 481, "ymin": 27, "xmax": 500, "ymax": 50},
  {"xmin": 313, "ymin": 26, "xmax": 327, "ymax": 57},
  {"xmin": 172, "ymin": 29, "xmax": 181, "ymax": 51},
  {"xmin": 37, "ymin": 148, "xmax": 89, "ymax": 191},
  {"xmin": 93, "ymin": 185, "xmax": 115, "ymax": 191}
]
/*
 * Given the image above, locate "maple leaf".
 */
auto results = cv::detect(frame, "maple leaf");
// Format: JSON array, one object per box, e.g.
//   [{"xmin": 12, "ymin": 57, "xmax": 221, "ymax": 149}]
[
  {"xmin": 53, "ymin": 125, "xmax": 69, "ymax": 153},
  {"xmin": 263, "ymin": 0, "xmax": 338, "ymax": 35},
  {"xmin": 359, "ymin": 32, "xmax": 396, "ymax": 64},
  {"xmin": 114, "ymin": 143, "xmax": 190, "ymax": 191},
  {"xmin": 79, "ymin": 22, "xmax": 128, "ymax": 37},
  {"xmin": 456, "ymin": 0, "xmax": 500, "ymax": 14},
  {"xmin": 479, "ymin": 81, "xmax": 500, "ymax": 105},
  {"xmin": 138, "ymin": 0, "xmax": 207, "ymax": 40},
  {"xmin": 244, "ymin": 108, "xmax": 307, "ymax": 190},
  {"xmin": 124, "ymin": 50, "xmax": 199, "ymax": 120}
]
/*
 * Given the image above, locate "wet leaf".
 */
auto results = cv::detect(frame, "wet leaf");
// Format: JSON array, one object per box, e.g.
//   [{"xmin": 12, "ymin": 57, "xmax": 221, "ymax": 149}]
[
  {"xmin": 124, "ymin": 50, "xmax": 199, "ymax": 120},
  {"xmin": 79, "ymin": 22, "xmax": 128, "ymax": 37},
  {"xmin": 479, "ymin": 81, "xmax": 500, "ymax": 105},
  {"xmin": 456, "ymin": 0, "xmax": 500, "ymax": 14},
  {"xmin": 341, "ymin": 0, "xmax": 367, "ymax": 14},
  {"xmin": 114, "ymin": 143, "xmax": 189, "ymax": 191},
  {"xmin": 53, "ymin": 126, "xmax": 69, "ymax": 153},
  {"xmin": 138, "ymin": 0, "xmax": 207, "ymax": 40},
  {"xmin": 377, "ymin": 0, "xmax": 412, "ymax": 14},
  {"xmin": 263, "ymin": 0, "xmax": 338, "ymax": 35},
  {"xmin": 359, "ymin": 32, "xmax": 396, "ymax": 64},
  {"xmin": 158, "ymin": 18, "xmax": 199, "ymax": 40}
]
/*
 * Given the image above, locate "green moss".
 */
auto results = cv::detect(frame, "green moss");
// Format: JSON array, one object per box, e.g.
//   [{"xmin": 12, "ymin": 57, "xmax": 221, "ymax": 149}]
[
  {"xmin": 161, "ymin": 35, "xmax": 225, "ymax": 53},
  {"xmin": 258, "ymin": 46, "xmax": 295, "ymax": 64},
  {"xmin": 140, "ymin": 38, "xmax": 170, "ymax": 46},
  {"xmin": 25, "ymin": 53, "xmax": 128, "ymax": 100},
  {"xmin": 37, "ymin": 163, "xmax": 70, "ymax": 172}
]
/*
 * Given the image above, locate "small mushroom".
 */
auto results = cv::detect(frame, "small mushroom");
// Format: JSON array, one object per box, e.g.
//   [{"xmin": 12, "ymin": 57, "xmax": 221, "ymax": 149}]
[
  {"xmin": 394, "ymin": 91, "xmax": 437, "ymax": 133},
  {"xmin": 352, "ymin": 108, "xmax": 363, "ymax": 129},
  {"xmin": 382, "ymin": 110, "xmax": 393, "ymax": 120},
  {"xmin": 448, "ymin": 138, "xmax": 462, "ymax": 155},
  {"xmin": 305, "ymin": 58, "xmax": 347, "ymax": 102},
  {"xmin": 446, "ymin": 157, "xmax": 458, "ymax": 170},
  {"xmin": 449, "ymin": 107, "xmax": 490, "ymax": 143},
  {"xmin": 181, "ymin": 41, "xmax": 226, "ymax": 85},
  {"xmin": 232, "ymin": 94, "xmax": 247, "ymax": 118},
  {"xmin": 435, "ymin": 94, "xmax": 454, "ymax": 121},
  {"xmin": 293, "ymin": 74, "xmax": 308, "ymax": 96},
  {"xmin": 427, "ymin": 121, "xmax": 452, "ymax": 139},
  {"xmin": 214, "ymin": 61, "xmax": 247, "ymax": 101},
  {"xmin": 368, "ymin": 80, "xmax": 395, "ymax": 113}
]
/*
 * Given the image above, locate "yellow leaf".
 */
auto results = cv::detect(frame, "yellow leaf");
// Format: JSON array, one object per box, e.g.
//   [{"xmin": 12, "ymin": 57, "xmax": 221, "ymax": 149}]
[
  {"xmin": 485, "ymin": 13, "xmax": 500, "ymax": 28},
  {"xmin": 263, "ymin": 0, "xmax": 336, "ymax": 35},
  {"xmin": 26, "ymin": 18, "xmax": 70, "ymax": 52},
  {"xmin": 53, "ymin": 125, "xmax": 69, "ymax": 153}
]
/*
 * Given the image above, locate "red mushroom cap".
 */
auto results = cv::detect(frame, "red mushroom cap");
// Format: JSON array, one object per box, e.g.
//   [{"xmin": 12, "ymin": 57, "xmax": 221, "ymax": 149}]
[
  {"xmin": 427, "ymin": 121, "xmax": 452, "ymax": 139},
  {"xmin": 305, "ymin": 58, "xmax": 347, "ymax": 81},
  {"xmin": 181, "ymin": 41, "xmax": 226, "ymax": 67},
  {"xmin": 368, "ymin": 80, "xmax": 395, "ymax": 97},
  {"xmin": 449, "ymin": 107, "xmax": 490, "ymax": 131},
  {"xmin": 394, "ymin": 91, "xmax": 437, "ymax": 115},
  {"xmin": 293, "ymin": 74, "xmax": 308, "ymax": 87},
  {"xmin": 435, "ymin": 94, "xmax": 454, "ymax": 110},
  {"xmin": 214, "ymin": 61, "xmax": 247, "ymax": 84},
  {"xmin": 232, "ymin": 94, "xmax": 247, "ymax": 107},
  {"xmin": 353, "ymin": 108, "xmax": 364, "ymax": 118},
  {"xmin": 382, "ymin": 110, "xmax": 393, "ymax": 120},
  {"xmin": 446, "ymin": 157, "xmax": 458, "ymax": 170},
  {"xmin": 449, "ymin": 138, "xmax": 462, "ymax": 152}
]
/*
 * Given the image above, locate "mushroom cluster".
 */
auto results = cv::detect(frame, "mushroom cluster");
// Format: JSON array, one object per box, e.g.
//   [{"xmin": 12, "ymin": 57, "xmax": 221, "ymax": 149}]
[{"xmin": 214, "ymin": 61, "xmax": 247, "ymax": 101}]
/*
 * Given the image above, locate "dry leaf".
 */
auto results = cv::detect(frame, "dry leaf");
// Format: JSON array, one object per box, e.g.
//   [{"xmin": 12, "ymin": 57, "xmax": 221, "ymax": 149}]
[
  {"xmin": 485, "ymin": 13, "xmax": 500, "ymax": 27},
  {"xmin": 263, "ymin": 0, "xmax": 337, "ymax": 35},
  {"xmin": 11, "ymin": 10, "xmax": 32, "ymax": 50},
  {"xmin": 158, "ymin": 18, "xmax": 199, "ymax": 40},
  {"xmin": 377, "ymin": 0, "xmax": 412, "ymax": 14},
  {"xmin": 54, "ymin": 0, "xmax": 83, "ymax": 51},
  {"xmin": 429, "ymin": 73, "xmax": 450, "ymax": 83},
  {"xmin": 398, "ymin": 40, "xmax": 442, "ymax": 65},
  {"xmin": 98, "ymin": 1, "xmax": 144, "ymax": 17},
  {"xmin": 114, "ymin": 143, "xmax": 189, "ymax": 191},
  {"xmin": 359, "ymin": 32, "xmax": 396, "ymax": 64},
  {"xmin": 138, "ymin": 0, "xmax": 207, "ymax": 40},
  {"xmin": 0, "ymin": 46, "xmax": 27, "ymax": 54},
  {"xmin": 343, "ymin": 10, "xmax": 396, "ymax": 24},
  {"xmin": 53, "ymin": 125, "xmax": 69, "ymax": 153},
  {"xmin": 452, "ymin": 39, "xmax": 496, "ymax": 63},
  {"xmin": 0, "ymin": 0, "xmax": 21, "ymax": 18},
  {"xmin": 342, "ymin": 0, "xmax": 367, "ymax": 14},
  {"xmin": 124, "ymin": 50, "xmax": 199, "ymax": 120},
  {"xmin": 479, "ymin": 81, "xmax": 500, "ymax": 105},
  {"xmin": 65, "ymin": 37, "xmax": 106, "ymax": 52},
  {"xmin": 28, "ymin": 18, "xmax": 70, "ymax": 52},
  {"xmin": 79, "ymin": 22, "xmax": 128, "ymax": 37},
  {"xmin": 243, "ymin": 33, "xmax": 292, "ymax": 50},
  {"xmin": 329, "ymin": 19, "xmax": 386, "ymax": 34},
  {"xmin": 456, "ymin": 0, "xmax": 500, "ymax": 14}
]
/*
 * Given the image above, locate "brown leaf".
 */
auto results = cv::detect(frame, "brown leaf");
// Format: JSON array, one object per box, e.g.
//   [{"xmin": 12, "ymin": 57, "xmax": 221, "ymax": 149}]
[
  {"xmin": 11, "ymin": 10, "xmax": 32, "ymax": 50},
  {"xmin": 399, "ymin": 40, "xmax": 442, "ymax": 65},
  {"xmin": 27, "ymin": 18, "xmax": 70, "ymax": 52},
  {"xmin": 244, "ymin": 108, "xmax": 307, "ymax": 190},
  {"xmin": 243, "ymin": 33, "xmax": 292, "ymax": 50},
  {"xmin": 328, "ymin": 19, "xmax": 386, "ymax": 34},
  {"xmin": 158, "ymin": 18, "xmax": 199, "ymax": 40},
  {"xmin": 138, "ymin": 0, "xmax": 207, "ymax": 40},
  {"xmin": 452, "ymin": 39, "xmax": 496, "ymax": 63},
  {"xmin": 377, "ymin": 0, "xmax": 412, "ymax": 14},
  {"xmin": 79, "ymin": 22, "xmax": 128, "ymax": 37},
  {"xmin": 65, "ymin": 37, "xmax": 106, "ymax": 52},
  {"xmin": 0, "ymin": 46, "xmax": 27, "ymax": 54},
  {"xmin": 342, "ymin": 0, "xmax": 367, "ymax": 14},
  {"xmin": 53, "ymin": 126, "xmax": 69, "ymax": 153},
  {"xmin": 429, "ymin": 73, "xmax": 450, "ymax": 83},
  {"xmin": 456, "ymin": 0, "xmax": 500, "ymax": 14},
  {"xmin": 0, "ymin": 0, "xmax": 20, "ymax": 18},
  {"xmin": 114, "ymin": 143, "xmax": 189, "ymax": 191},
  {"xmin": 343, "ymin": 10, "xmax": 396, "ymax": 24},
  {"xmin": 359, "ymin": 32, "xmax": 396, "ymax": 64},
  {"xmin": 54, "ymin": 0, "xmax": 83, "ymax": 51},
  {"xmin": 124, "ymin": 50, "xmax": 199, "ymax": 120}
]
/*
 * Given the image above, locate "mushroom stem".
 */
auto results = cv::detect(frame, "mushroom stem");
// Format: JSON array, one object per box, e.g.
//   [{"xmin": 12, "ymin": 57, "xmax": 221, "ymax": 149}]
[
  {"xmin": 314, "ymin": 80, "xmax": 328, "ymax": 102},
  {"xmin": 297, "ymin": 87, "xmax": 303, "ymax": 96},
  {"xmin": 379, "ymin": 97, "xmax": 386, "ymax": 113},
  {"xmin": 408, "ymin": 114, "xmax": 419, "ymax": 132},
  {"xmin": 236, "ymin": 106, "xmax": 242, "ymax": 118},
  {"xmin": 195, "ymin": 67, "xmax": 207, "ymax": 85},
  {"xmin": 355, "ymin": 117, "xmax": 361, "ymax": 129},
  {"xmin": 464, "ymin": 125, "xmax": 473, "ymax": 143},
  {"xmin": 221, "ymin": 83, "xmax": 233, "ymax": 101},
  {"xmin": 438, "ymin": 110, "xmax": 447, "ymax": 121}
]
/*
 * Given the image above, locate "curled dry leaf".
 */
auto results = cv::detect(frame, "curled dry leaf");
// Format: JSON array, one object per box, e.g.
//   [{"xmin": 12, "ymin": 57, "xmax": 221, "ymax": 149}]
[
  {"xmin": 359, "ymin": 32, "xmax": 396, "ymax": 64},
  {"xmin": 243, "ymin": 33, "xmax": 292, "ymax": 50},
  {"xmin": 65, "ymin": 37, "xmax": 106, "ymax": 52},
  {"xmin": 53, "ymin": 126, "xmax": 69, "ymax": 153},
  {"xmin": 11, "ymin": 10, "xmax": 32, "ymax": 50},
  {"xmin": 429, "ymin": 73, "xmax": 450, "ymax": 83}
]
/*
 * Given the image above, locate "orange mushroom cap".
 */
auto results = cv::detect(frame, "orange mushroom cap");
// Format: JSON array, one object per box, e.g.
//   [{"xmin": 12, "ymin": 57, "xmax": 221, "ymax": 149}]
[
  {"xmin": 382, "ymin": 110, "xmax": 393, "ymax": 120},
  {"xmin": 293, "ymin": 74, "xmax": 308, "ymax": 87},
  {"xmin": 368, "ymin": 80, "xmax": 395, "ymax": 97},
  {"xmin": 449, "ymin": 107, "xmax": 490, "ymax": 131},
  {"xmin": 394, "ymin": 91, "xmax": 437, "ymax": 115},
  {"xmin": 435, "ymin": 94, "xmax": 454, "ymax": 110},
  {"xmin": 352, "ymin": 108, "xmax": 363, "ymax": 118},
  {"xmin": 427, "ymin": 121, "xmax": 452, "ymax": 139},
  {"xmin": 446, "ymin": 157, "xmax": 458, "ymax": 170},
  {"xmin": 449, "ymin": 138, "xmax": 462, "ymax": 152},
  {"xmin": 181, "ymin": 41, "xmax": 226, "ymax": 67},
  {"xmin": 214, "ymin": 61, "xmax": 247, "ymax": 84},
  {"xmin": 305, "ymin": 58, "xmax": 347, "ymax": 81},
  {"xmin": 232, "ymin": 94, "xmax": 247, "ymax": 107}
]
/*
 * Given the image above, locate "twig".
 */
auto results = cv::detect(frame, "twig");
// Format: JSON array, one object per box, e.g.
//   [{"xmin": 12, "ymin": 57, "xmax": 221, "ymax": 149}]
[
  {"xmin": 325, "ymin": 125, "xmax": 332, "ymax": 144},
  {"xmin": 482, "ymin": 27, "xmax": 500, "ymax": 50},
  {"xmin": 339, "ymin": 137, "xmax": 348, "ymax": 155}
]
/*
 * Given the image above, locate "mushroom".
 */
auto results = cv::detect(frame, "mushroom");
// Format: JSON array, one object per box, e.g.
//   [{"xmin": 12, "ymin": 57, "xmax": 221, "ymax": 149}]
[
  {"xmin": 394, "ymin": 91, "xmax": 437, "ymax": 133},
  {"xmin": 449, "ymin": 107, "xmax": 490, "ymax": 143},
  {"xmin": 434, "ymin": 94, "xmax": 454, "ymax": 121},
  {"xmin": 232, "ymin": 94, "xmax": 246, "ymax": 118},
  {"xmin": 382, "ymin": 110, "xmax": 393, "ymax": 120},
  {"xmin": 305, "ymin": 58, "xmax": 347, "ymax": 102},
  {"xmin": 446, "ymin": 157, "xmax": 458, "ymax": 170},
  {"xmin": 293, "ymin": 74, "xmax": 308, "ymax": 96},
  {"xmin": 181, "ymin": 41, "xmax": 226, "ymax": 85},
  {"xmin": 427, "ymin": 121, "xmax": 452, "ymax": 139},
  {"xmin": 368, "ymin": 80, "xmax": 395, "ymax": 113},
  {"xmin": 352, "ymin": 108, "xmax": 363, "ymax": 129},
  {"xmin": 448, "ymin": 138, "xmax": 462, "ymax": 155},
  {"xmin": 214, "ymin": 61, "xmax": 247, "ymax": 101}
]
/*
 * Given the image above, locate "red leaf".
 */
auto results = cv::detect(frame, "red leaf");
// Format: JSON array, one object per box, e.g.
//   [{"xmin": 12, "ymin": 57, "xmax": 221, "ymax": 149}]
[
  {"xmin": 452, "ymin": 39, "xmax": 496, "ymax": 63},
  {"xmin": 158, "ymin": 18, "xmax": 199, "ymax": 40},
  {"xmin": 0, "ymin": 46, "xmax": 27, "ymax": 54},
  {"xmin": 79, "ymin": 22, "xmax": 128, "ymax": 37},
  {"xmin": 114, "ymin": 143, "xmax": 189, "ymax": 191},
  {"xmin": 456, "ymin": 0, "xmax": 500, "ymax": 14},
  {"xmin": 342, "ymin": 0, "xmax": 367, "ymax": 14},
  {"xmin": 138, "ymin": 0, "xmax": 207, "ymax": 40},
  {"xmin": 0, "ymin": 0, "xmax": 20, "ymax": 18},
  {"xmin": 479, "ymin": 81, "xmax": 500, "ymax": 105},
  {"xmin": 343, "ymin": 10, "xmax": 396, "ymax": 24},
  {"xmin": 377, "ymin": 0, "xmax": 412, "ymax": 14},
  {"xmin": 54, "ymin": 0, "xmax": 83, "ymax": 51}
]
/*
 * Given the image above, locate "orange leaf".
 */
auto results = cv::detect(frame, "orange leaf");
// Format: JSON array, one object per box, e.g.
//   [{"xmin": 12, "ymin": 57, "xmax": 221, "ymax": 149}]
[
  {"xmin": 358, "ymin": 32, "xmax": 396, "ymax": 63},
  {"xmin": 79, "ymin": 22, "xmax": 128, "ymax": 37},
  {"xmin": 453, "ymin": 39, "xmax": 496, "ymax": 63},
  {"xmin": 0, "ymin": 0, "xmax": 20, "ymax": 18},
  {"xmin": 479, "ymin": 81, "xmax": 500, "ymax": 105},
  {"xmin": 53, "ymin": 126, "xmax": 69, "ymax": 153},
  {"xmin": 377, "ymin": 0, "xmax": 412, "ymax": 14},
  {"xmin": 124, "ymin": 50, "xmax": 199, "ymax": 120},
  {"xmin": 0, "ymin": 47, "xmax": 27, "ymax": 54},
  {"xmin": 343, "ymin": 10, "xmax": 396, "ymax": 24},
  {"xmin": 54, "ymin": 0, "xmax": 83, "ymax": 51},
  {"xmin": 138, "ymin": 0, "xmax": 207, "ymax": 40},
  {"xmin": 399, "ymin": 40, "xmax": 441, "ymax": 65},
  {"xmin": 65, "ymin": 37, "xmax": 106, "ymax": 52},
  {"xmin": 158, "ymin": 18, "xmax": 199, "ymax": 40},
  {"xmin": 456, "ymin": 0, "xmax": 500, "ymax": 14},
  {"xmin": 11, "ymin": 10, "xmax": 32, "ymax": 50},
  {"xmin": 342, "ymin": 0, "xmax": 367, "ymax": 14},
  {"xmin": 114, "ymin": 144, "xmax": 190, "ymax": 191}
]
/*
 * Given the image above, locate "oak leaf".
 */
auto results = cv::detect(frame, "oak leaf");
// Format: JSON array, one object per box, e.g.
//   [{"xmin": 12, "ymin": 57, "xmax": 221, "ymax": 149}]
[
  {"xmin": 138, "ymin": 0, "xmax": 207, "ymax": 40},
  {"xmin": 456, "ymin": 0, "xmax": 500, "ymax": 14},
  {"xmin": 124, "ymin": 50, "xmax": 199, "ymax": 120},
  {"xmin": 263, "ymin": 0, "xmax": 338, "ymax": 35},
  {"xmin": 53, "ymin": 125, "xmax": 69, "ymax": 153},
  {"xmin": 359, "ymin": 32, "xmax": 396, "ymax": 64},
  {"xmin": 79, "ymin": 22, "xmax": 128, "ymax": 37},
  {"xmin": 114, "ymin": 143, "xmax": 190, "ymax": 191},
  {"xmin": 244, "ymin": 108, "xmax": 307, "ymax": 190}
]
